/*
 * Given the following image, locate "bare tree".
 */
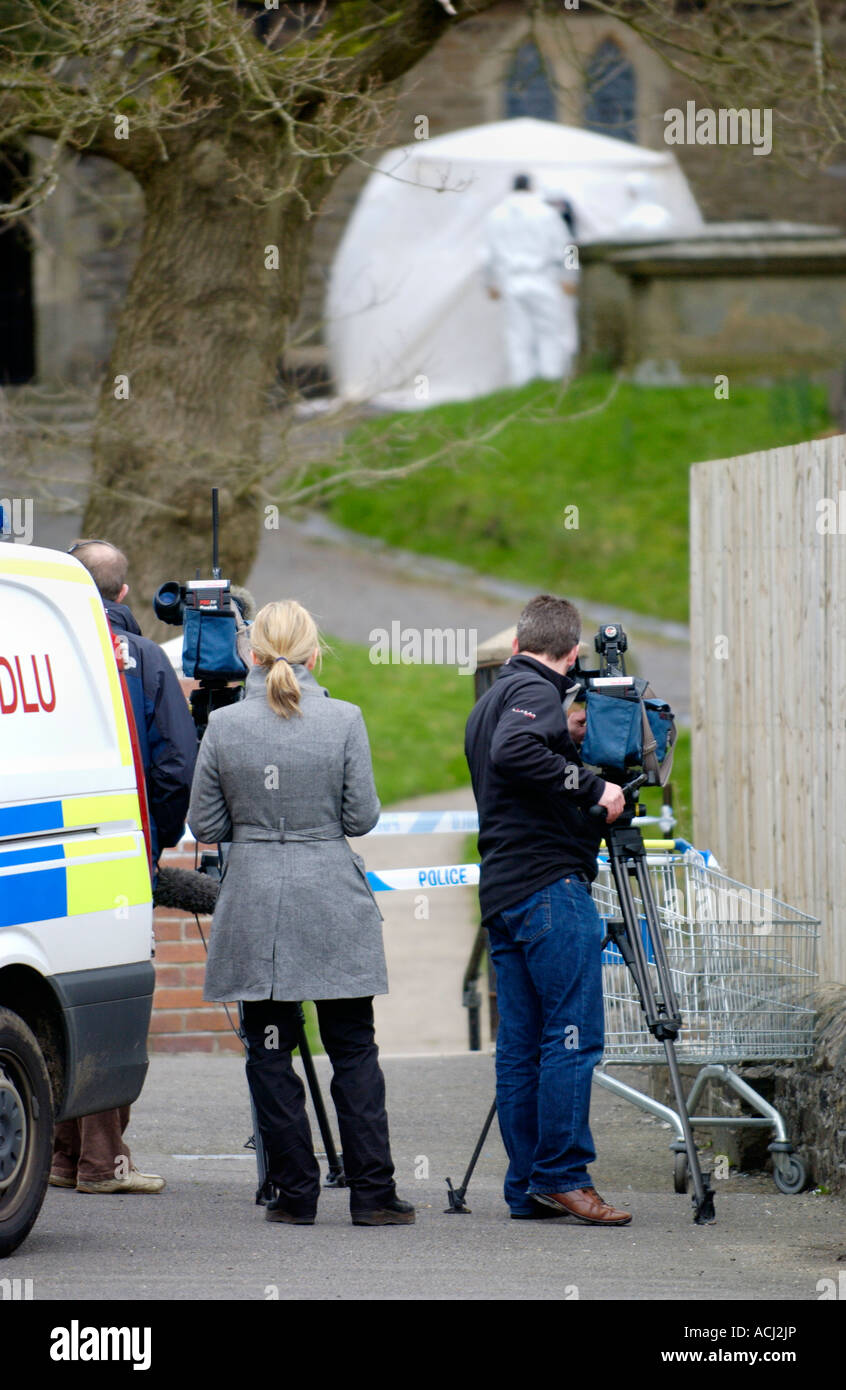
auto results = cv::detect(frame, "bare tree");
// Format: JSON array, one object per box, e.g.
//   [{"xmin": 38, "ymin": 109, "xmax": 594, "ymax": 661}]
[{"xmin": 0, "ymin": 0, "xmax": 499, "ymax": 619}]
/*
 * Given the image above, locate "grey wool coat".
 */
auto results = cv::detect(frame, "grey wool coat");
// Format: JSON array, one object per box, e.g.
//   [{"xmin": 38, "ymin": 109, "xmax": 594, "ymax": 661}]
[{"xmin": 187, "ymin": 663, "xmax": 387, "ymax": 1002}]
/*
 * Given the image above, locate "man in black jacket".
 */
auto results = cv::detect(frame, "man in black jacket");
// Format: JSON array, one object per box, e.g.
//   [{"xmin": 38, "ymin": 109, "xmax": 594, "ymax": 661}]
[
  {"xmin": 50, "ymin": 539, "xmax": 197, "ymax": 1197},
  {"xmin": 465, "ymin": 594, "xmax": 631, "ymax": 1225},
  {"xmin": 70, "ymin": 542, "xmax": 198, "ymax": 869}
]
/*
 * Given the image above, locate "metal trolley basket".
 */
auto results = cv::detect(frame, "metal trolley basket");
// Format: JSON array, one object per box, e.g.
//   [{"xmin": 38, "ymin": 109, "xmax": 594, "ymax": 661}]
[{"xmin": 591, "ymin": 847, "xmax": 819, "ymax": 1195}]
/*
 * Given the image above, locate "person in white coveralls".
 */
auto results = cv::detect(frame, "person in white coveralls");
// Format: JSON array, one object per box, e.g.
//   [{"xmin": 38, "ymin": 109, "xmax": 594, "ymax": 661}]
[
  {"xmin": 483, "ymin": 173, "xmax": 578, "ymax": 388},
  {"xmin": 617, "ymin": 171, "xmax": 675, "ymax": 237}
]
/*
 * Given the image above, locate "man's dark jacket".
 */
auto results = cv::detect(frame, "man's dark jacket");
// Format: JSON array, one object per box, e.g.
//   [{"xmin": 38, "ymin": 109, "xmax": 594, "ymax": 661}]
[
  {"xmin": 104, "ymin": 600, "xmax": 198, "ymax": 864},
  {"xmin": 465, "ymin": 654, "xmax": 606, "ymax": 923}
]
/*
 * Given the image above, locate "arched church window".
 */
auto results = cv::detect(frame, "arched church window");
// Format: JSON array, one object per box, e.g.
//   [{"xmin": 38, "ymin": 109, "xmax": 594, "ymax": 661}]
[
  {"xmin": 583, "ymin": 39, "xmax": 636, "ymax": 143},
  {"xmin": 504, "ymin": 41, "xmax": 557, "ymax": 122}
]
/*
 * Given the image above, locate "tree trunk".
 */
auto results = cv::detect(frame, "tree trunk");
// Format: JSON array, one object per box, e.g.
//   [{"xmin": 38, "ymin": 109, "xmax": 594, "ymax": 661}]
[{"xmin": 83, "ymin": 130, "xmax": 325, "ymax": 637}]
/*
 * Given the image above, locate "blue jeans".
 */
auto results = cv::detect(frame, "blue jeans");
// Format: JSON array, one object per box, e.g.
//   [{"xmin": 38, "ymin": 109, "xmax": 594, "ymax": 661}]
[{"xmin": 487, "ymin": 874, "xmax": 605, "ymax": 1213}]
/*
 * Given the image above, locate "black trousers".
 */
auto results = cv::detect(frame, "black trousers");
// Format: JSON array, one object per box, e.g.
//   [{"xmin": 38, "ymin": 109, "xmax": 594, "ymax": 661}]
[{"xmin": 241, "ymin": 996, "xmax": 396, "ymax": 1215}]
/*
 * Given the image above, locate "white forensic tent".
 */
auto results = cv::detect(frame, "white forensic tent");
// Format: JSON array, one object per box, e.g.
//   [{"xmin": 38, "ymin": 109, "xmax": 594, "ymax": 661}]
[{"xmin": 327, "ymin": 118, "xmax": 704, "ymax": 410}]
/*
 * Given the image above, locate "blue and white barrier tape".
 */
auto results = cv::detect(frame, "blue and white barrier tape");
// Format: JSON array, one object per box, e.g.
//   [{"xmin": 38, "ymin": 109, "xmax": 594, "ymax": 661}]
[
  {"xmin": 366, "ymin": 846, "xmax": 719, "ymax": 892},
  {"xmin": 181, "ymin": 808, "xmax": 680, "ymax": 846},
  {"xmin": 365, "ymin": 810, "xmax": 677, "ymax": 835},
  {"xmin": 368, "ymin": 811, "xmax": 480, "ymax": 835},
  {"xmin": 366, "ymin": 863, "xmax": 480, "ymax": 892},
  {"xmin": 178, "ymin": 811, "xmax": 476, "ymax": 846}
]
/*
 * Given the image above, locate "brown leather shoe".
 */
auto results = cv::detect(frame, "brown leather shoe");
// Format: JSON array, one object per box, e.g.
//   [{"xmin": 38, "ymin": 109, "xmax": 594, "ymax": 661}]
[{"xmin": 532, "ymin": 1188, "xmax": 632, "ymax": 1225}]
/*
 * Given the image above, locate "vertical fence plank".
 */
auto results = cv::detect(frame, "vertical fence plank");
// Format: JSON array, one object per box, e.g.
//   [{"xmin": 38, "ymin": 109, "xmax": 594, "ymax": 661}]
[{"xmin": 691, "ymin": 435, "xmax": 846, "ymax": 985}]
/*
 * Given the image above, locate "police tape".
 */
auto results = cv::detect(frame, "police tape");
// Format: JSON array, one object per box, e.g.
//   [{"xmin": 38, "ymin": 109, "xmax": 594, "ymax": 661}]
[
  {"xmin": 367, "ymin": 811, "xmax": 479, "ymax": 835},
  {"xmin": 365, "ymin": 811, "xmax": 678, "ymax": 836},
  {"xmin": 366, "ymin": 862, "xmax": 479, "ymax": 892},
  {"xmin": 365, "ymin": 844, "xmax": 715, "ymax": 893},
  {"xmin": 180, "ymin": 810, "xmax": 679, "ymax": 843},
  {"xmin": 178, "ymin": 810, "xmax": 480, "ymax": 846}
]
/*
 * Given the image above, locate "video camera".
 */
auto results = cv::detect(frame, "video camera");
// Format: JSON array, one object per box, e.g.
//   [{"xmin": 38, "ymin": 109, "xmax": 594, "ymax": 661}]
[
  {"xmin": 573, "ymin": 623, "xmax": 676, "ymax": 788},
  {"xmin": 153, "ymin": 488, "xmax": 248, "ymax": 737}
]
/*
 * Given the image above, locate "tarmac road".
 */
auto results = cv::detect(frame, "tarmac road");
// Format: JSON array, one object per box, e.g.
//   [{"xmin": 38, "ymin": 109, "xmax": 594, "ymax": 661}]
[{"xmin": 11, "ymin": 1053, "xmax": 844, "ymax": 1302}]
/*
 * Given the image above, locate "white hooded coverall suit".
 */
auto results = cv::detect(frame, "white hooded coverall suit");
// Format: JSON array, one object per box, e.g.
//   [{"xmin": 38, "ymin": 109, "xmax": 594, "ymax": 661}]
[{"xmin": 483, "ymin": 191, "xmax": 577, "ymax": 388}]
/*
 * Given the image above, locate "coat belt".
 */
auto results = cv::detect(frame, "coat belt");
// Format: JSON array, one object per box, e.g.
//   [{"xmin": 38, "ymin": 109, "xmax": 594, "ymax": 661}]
[{"xmin": 231, "ymin": 819, "xmax": 344, "ymax": 843}]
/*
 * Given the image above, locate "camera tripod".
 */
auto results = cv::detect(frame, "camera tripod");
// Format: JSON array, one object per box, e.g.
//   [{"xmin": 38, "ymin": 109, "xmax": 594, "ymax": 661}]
[
  {"xmin": 240, "ymin": 1003, "xmax": 346, "ymax": 1204},
  {"xmin": 445, "ymin": 776, "xmax": 716, "ymax": 1225}
]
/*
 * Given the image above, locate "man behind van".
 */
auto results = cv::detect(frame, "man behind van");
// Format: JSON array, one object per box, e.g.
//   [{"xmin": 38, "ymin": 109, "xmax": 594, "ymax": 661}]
[
  {"xmin": 50, "ymin": 539, "xmax": 197, "ymax": 1195},
  {"xmin": 70, "ymin": 540, "xmax": 199, "ymax": 868}
]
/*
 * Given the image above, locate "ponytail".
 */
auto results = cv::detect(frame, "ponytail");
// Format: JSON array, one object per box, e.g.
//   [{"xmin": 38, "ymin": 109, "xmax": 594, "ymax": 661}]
[{"xmin": 265, "ymin": 656, "xmax": 302, "ymax": 719}]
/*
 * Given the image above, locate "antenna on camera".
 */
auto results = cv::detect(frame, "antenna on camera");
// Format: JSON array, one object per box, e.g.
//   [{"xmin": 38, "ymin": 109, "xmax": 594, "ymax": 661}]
[{"xmin": 211, "ymin": 486, "xmax": 221, "ymax": 579}]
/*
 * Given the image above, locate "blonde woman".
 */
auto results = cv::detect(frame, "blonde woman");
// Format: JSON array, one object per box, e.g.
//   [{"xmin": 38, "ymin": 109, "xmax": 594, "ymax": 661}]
[{"xmin": 187, "ymin": 600, "xmax": 413, "ymax": 1227}]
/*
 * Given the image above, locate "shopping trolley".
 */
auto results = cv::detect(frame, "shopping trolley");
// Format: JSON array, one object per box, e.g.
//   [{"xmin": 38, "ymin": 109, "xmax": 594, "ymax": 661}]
[{"xmin": 592, "ymin": 845, "xmax": 819, "ymax": 1196}]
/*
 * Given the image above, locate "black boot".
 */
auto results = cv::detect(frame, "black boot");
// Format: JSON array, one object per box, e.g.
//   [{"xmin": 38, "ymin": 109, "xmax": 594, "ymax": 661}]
[
  {"xmin": 265, "ymin": 1193, "xmax": 316, "ymax": 1225},
  {"xmin": 351, "ymin": 1196, "xmax": 415, "ymax": 1226}
]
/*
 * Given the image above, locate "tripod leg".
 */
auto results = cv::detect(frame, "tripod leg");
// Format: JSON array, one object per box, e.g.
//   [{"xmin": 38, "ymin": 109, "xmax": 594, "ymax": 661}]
[
  {"xmin": 295, "ymin": 1004, "xmax": 346, "ymax": 1188},
  {"xmin": 445, "ymin": 1097, "xmax": 497, "ymax": 1214},
  {"xmin": 607, "ymin": 833, "xmax": 715, "ymax": 1224},
  {"xmin": 628, "ymin": 857, "xmax": 714, "ymax": 1224},
  {"xmin": 664, "ymin": 1037, "xmax": 715, "ymax": 1224},
  {"xmin": 610, "ymin": 854, "xmax": 670, "ymax": 1032}
]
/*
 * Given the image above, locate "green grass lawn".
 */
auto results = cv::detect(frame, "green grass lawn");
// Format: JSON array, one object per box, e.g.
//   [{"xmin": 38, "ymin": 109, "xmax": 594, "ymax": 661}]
[
  {"xmin": 319, "ymin": 632, "xmax": 474, "ymax": 805},
  {"xmin": 318, "ymin": 374, "xmax": 828, "ymax": 625}
]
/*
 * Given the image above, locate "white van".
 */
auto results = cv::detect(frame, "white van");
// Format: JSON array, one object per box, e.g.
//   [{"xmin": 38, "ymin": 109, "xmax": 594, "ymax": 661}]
[{"xmin": 0, "ymin": 544, "xmax": 155, "ymax": 1255}]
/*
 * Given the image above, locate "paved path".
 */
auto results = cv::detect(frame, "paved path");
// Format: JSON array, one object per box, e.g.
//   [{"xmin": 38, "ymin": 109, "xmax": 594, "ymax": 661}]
[
  {"xmin": 248, "ymin": 512, "xmax": 691, "ymax": 720},
  {"xmin": 14, "ymin": 1053, "xmax": 844, "ymax": 1302}
]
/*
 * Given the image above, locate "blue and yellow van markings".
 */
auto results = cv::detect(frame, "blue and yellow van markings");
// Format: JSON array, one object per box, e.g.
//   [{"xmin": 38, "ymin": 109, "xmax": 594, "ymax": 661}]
[
  {"xmin": 0, "ymin": 801, "xmax": 64, "ymax": 838},
  {"xmin": 61, "ymin": 793, "xmax": 140, "ymax": 829},
  {"xmin": 0, "ymin": 865, "xmax": 68, "ymax": 930},
  {"xmin": 0, "ymin": 555, "xmax": 91, "ymax": 585},
  {"xmin": 0, "ymin": 795, "xmax": 151, "ymax": 928},
  {"xmin": 0, "ymin": 844, "xmax": 65, "ymax": 870}
]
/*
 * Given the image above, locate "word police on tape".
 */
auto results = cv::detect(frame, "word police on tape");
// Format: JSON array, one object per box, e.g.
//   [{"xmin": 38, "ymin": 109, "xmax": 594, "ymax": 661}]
[{"xmin": 366, "ymin": 863, "xmax": 480, "ymax": 892}]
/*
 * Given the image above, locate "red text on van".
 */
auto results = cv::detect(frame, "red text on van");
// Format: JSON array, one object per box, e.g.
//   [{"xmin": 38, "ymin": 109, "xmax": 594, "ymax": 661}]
[{"xmin": 0, "ymin": 655, "xmax": 56, "ymax": 713}]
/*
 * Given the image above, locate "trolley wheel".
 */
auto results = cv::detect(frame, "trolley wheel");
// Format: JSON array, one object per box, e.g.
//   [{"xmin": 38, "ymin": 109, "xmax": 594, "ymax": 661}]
[
  {"xmin": 772, "ymin": 1153, "xmax": 807, "ymax": 1195},
  {"xmin": 673, "ymin": 1152, "xmax": 689, "ymax": 1194}
]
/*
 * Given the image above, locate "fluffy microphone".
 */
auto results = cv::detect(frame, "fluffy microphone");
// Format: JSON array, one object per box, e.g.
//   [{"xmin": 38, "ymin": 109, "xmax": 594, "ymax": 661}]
[
  {"xmin": 154, "ymin": 866, "xmax": 219, "ymax": 915},
  {"xmin": 230, "ymin": 585, "xmax": 256, "ymax": 621}
]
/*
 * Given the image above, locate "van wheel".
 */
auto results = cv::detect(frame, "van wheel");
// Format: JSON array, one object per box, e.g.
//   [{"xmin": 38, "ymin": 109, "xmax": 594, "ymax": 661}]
[{"xmin": 0, "ymin": 1008, "xmax": 53, "ymax": 1257}]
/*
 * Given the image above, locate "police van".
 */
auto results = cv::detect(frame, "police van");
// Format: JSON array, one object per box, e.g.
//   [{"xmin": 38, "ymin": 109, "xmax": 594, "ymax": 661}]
[{"xmin": 0, "ymin": 544, "xmax": 155, "ymax": 1255}]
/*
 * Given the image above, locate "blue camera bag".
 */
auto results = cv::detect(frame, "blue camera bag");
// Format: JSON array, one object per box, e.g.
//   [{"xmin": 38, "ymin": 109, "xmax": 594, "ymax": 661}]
[
  {"xmin": 182, "ymin": 609, "xmax": 247, "ymax": 683},
  {"xmin": 581, "ymin": 684, "xmax": 675, "ymax": 785}
]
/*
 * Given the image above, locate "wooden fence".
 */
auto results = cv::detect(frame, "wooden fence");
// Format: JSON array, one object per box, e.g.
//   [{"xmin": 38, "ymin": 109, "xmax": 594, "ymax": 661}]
[{"xmin": 690, "ymin": 431, "xmax": 846, "ymax": 985}]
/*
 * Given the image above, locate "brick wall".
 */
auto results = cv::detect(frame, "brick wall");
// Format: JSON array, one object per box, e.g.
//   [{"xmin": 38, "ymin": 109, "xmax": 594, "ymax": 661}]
[{"xmin": 150, "ymin": 841, "xmax": 242, "ymax": 1056}]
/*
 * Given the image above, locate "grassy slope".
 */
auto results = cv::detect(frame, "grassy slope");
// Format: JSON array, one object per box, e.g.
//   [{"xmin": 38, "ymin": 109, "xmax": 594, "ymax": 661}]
[{"xmin": 322, "ymin": 375, "xmax": 827, "ymax": 625}]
